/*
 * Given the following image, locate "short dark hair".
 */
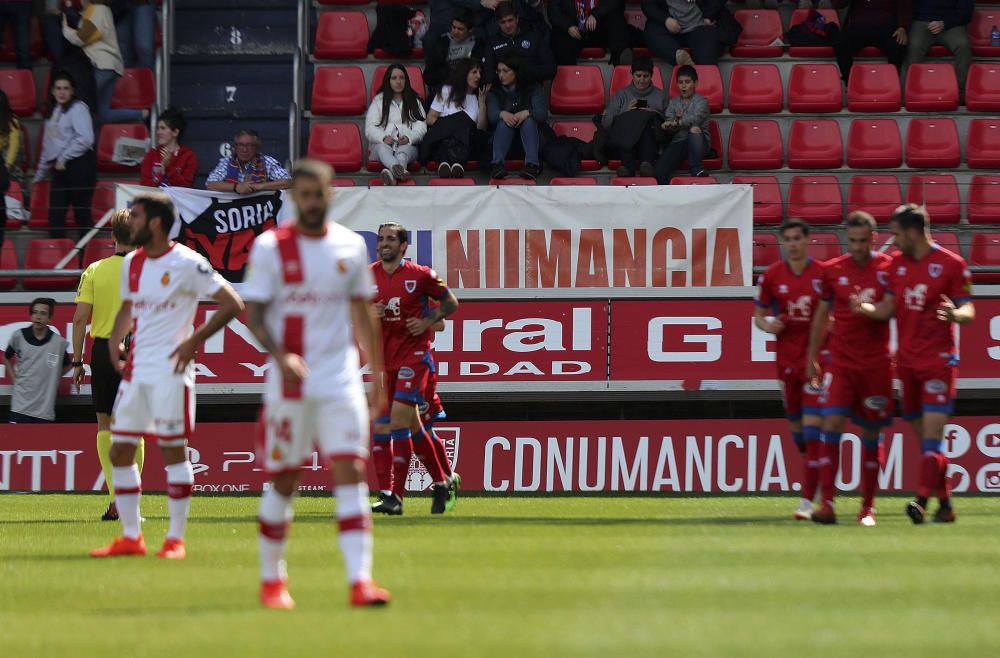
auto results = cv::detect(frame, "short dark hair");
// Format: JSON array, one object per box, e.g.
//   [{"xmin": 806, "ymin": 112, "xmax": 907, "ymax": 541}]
[
  {"xmin": 675, "ymin": 65, "xmax": 698, "ymax": 82},
  {"xmin": 452, "ymin": 9, "xmax": 473, "ymax": 28},
  {"xmin": 158, "ymin": 107, "xmax": 188, "ymax": 141},
  {"xmin": 133, "ymin": 192, "xmax": 176, "ymax": 236},
  {"xmin": 495, "ymin": 1, "xmax": 517, "ymax": 20},
  {"xmin": 30, "ymin": 298, "xmax": 55, "ymax": 317},
  {"xmin": 846, "ymin": 211, "xmax": 877, "ymax": 232},
  {"xmin": 378, "ymin": 222, "xmax": 409, "ymax": 243},
  {"xmin": 497, "ymin": 53, "xmax": 522, "ymax": 74},
  {"xmin": 779, "ymin": 219, "xmax": 810, "ymax": 238},
  {"xmin": 631, "ymin": 57, "xmax": 654, "ymax": 75},
  {"xmin": 291, "ymin": 158, "xmax": 334, "ymax": 185},
  {"xmin": 890, "ymin": 203, "xmax": 929, "ymax": 232}
]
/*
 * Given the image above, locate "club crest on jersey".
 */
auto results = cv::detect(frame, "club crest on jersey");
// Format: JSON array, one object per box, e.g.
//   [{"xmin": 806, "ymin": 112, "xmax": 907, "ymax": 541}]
[
  {"xmin": 929, "ymin": 263, "xmax": 943, "ymax": 278},
  {"xmin": 161, "ymin": 272, "xmax": 170, "ymax": 285},
  {"xmin": 338, "ymin": 259, "xmax": 348, "ymax": 273},
  {"xmin": 404, "ymin": 280, "xmax": 417, "ymax": 293}
]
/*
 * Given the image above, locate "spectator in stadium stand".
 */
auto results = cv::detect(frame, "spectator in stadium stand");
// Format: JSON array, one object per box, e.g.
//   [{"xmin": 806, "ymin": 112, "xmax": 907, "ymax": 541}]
[
  {"xmin": 486, "ymin": 55, "xmax": 547, "ymax": 180},
  {"xmin": 0, "ymin": 0, "xmax": 34, "ymax": 69},
  {"xmin": 62, "ymin": 0, "xmax": 151, "ymax": 125},
  {"xmin": 0, "ymin": 90, "xmax": 22, "ymax": 252},
  {"xmin": 832, "ymin": 0, "xmax": 911, "ymax": 83},
  {"xmin": 640, "ymin": 0, "xmax": 741, "ymax": 66},
  {"xmin": 483, "ymin": 2, "xmax": 557, "ymax": 85},
  {"xmin": 206, "ymin": 129, "xmax": 292, "ymax": 195},
  {"xmin": 421, "ymin": 58, "xmax": 490, "ymax": 178},
  {"xmin": 34, "ymin": 71, "xmax": 97, "ymax": 240},
  {"xmin": 602, "ymin": 56, "xmax": 665, "ymax": 178},
  {"xmin": 2, "ymin": 298, "xmax": 73, "ymax": 424},
  {"xmin": 366, "ymin": 64, "xmax": 428, "ymax": 187},
  {"xmin": 653, "ymin": 64, "xmax": 710, "ymax": 184},
  {"xmin": 113, "ymin": 0, "xmax": 156, "ymax": 70},
  {"xmin": 424, "ymin": 0, "xmax": 489, "ymax": 72},
  {"xmin": 140, "ymin": 107, "xmax": 197, "ymax": 189},
  {"xmin": 424, "ymin": 10, "xmax": 487, "ymax": 93},
  {"xmin": 549, "ymin": 0, "xmax": 632, "ymax": 66},
  {"xmin": 907, "ymin": 0, "xmax": 973, "ymax": 101},
  {"xmin": 44, "ymin": 0, "xmax": 69, "ymax": 61}
]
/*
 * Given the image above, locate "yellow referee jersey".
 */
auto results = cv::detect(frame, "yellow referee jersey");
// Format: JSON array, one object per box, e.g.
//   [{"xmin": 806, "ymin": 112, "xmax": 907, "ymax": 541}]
[{"xmin": 75, "ymin": 254, "xmax": 125, "ymax": 339}]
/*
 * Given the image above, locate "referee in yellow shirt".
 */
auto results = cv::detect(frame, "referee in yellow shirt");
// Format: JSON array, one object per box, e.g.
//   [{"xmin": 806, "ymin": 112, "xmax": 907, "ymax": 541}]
[{"xmin": 72, "ymin": 209, "xmax": 145, "ymax": 521}]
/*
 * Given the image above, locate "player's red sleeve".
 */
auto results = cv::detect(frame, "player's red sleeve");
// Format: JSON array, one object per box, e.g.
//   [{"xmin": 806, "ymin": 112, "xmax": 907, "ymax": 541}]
[
  {"xmin": 755, "ymin": 272, "xmax": 773, "ymax": 309},
  {"xmin": 949, "ymin": 258, "xmax": 973, "ymax": 304},
  {"xmin": 421, "ymin": 266, "xmax": 449, "ymax": 300},
  {"xmin": 876, "ymin": 259, "xmax": 894, "ymax": 297},
  {"xmin": 819, "ymin": 263, "xmax": 834, "ymax": 303}
]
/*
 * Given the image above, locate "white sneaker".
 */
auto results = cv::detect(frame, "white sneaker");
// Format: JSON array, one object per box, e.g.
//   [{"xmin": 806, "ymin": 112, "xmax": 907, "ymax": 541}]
[
  {"xmin": 675, "ymin": 49, "xmax": 694, "ymax": 67},
  {"xmin": 380, "ymin": 168, "xmax": 395, "ymax": 186},
  {"xmin": 794, "ymin": 498, "xmax": 813, "ymax": 520}
]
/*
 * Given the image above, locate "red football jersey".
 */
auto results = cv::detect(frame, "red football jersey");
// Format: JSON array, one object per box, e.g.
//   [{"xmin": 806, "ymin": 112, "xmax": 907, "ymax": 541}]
[
  {"xmin": 755, "ymin": 259, "xmax": 825, "ymax": 372},
  {"xmin": 371, "ymin": 260, "xmax": 449, "ymax": 370},
  {"xmin": 882, "ymin": 245, "xmax": 973, "ymax": 368},
  {"xmin": 820, "ymin": 251, "xmax": 893, "ymax": 366}
]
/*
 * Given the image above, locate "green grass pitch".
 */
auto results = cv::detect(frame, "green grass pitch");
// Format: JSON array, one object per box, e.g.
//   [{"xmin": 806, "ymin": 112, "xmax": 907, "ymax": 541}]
[{"xmin": 2, "ymin": 494, "xmax": 999, "ymax": 657}]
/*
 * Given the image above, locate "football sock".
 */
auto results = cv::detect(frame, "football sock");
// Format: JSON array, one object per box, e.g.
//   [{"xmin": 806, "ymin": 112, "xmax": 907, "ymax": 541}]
[
  {"xmin": 372, "ymin": 432, "xmax": 393, "ymax": 493},
  {"xmin": 818, "ymin": 431, "xmax": 842, "ymax": 504},
  {"xmin": 113, "ymin": 463, "xmax": 141, "ymax": 539},
  {"xmin": 390, "ymin": 430, "xmax": 413, "ymax": 499},
  {"xmin": 428, "ymin": 428, "xmax": 453, "ymax": 476},
  {"xmin": 802, "ymin": 426, "xmax": 822, "ymax": 502},
  {"xmin": 918, "ymin": 439, "xmax": 944, "ymax": 499},
  {"xmin": 335, "ymin": 482, "xmax": 373, "ymax": 584},
  {"xmin": 860, "ymin": 437, "xmax": 884, "ymax": 509},
  {"xmin": 412, "ymin": 428, "xmax": 447, "ymax": 484},
  {"xmin": 258, "ymin": 489, "xmax": 293, "ymax": 582},
  {"xmin": 792, "ymin": 431, "xmax": 805, "ymax": 455},
  {"xmin": 165, "ymin": 461, "xmax": 194, "ymax": 540},
  {"xmin": 97, "ymin": 431, "xmax": 114, "ymax": 501}
]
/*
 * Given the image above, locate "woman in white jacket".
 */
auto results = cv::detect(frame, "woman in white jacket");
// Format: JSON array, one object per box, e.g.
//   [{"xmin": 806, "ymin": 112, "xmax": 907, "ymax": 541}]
[{"xmin": 365, "ymin": 64, "xmax": 427, "ymax": 186}]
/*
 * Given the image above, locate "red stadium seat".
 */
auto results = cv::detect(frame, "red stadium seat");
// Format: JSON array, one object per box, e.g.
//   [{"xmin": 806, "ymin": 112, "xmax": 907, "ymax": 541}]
[
  {"xmin": 374, "ymin": 47, "xmax": 423, "ymax": 60},
  {"xmin": 550, "ymin": 177, "xmax": 598, "ymax": 185},
  {"xmin": 727, "ymin": 120, "xmax": 783, "ymax": 170},
  {"xmin": 370, "ymin": 65, "xmax": 425, "ymax": 100},
  {"xmin": 847, "ymin": 175, "xmax": 902, "ymax": 224},
  {"xmin": 966, "ymin": 119, "xmax": 1000, "ymax": 169},
  {"xmin": 490, "ymin": 178, "xmax": 536, "ymax": 185},
  {"xmin": 967, "ymin": 175, "xmax": 1000, "ymax": 224},
  {"xmin": 579, "ymin": 47, "xmax": 606, "ymax": 59},
  {"xmin": 610, "ymin": 177, "xmax": 657, "ymax": 185},
  {"xmin": 787, "ymin": 64, "xmax": 842, "ymax": 113},
  {"xmin": 0, "ymin": 69, "xmax": 36, "ymax": 116},
  {"xmin": 0, "ymin": 16, "xmax": 44, "ymax": 63},
  {"xmin": 733, "ymin": 175, "xmax": 782, "ymax": 225},
  {"xmin": 787, "ymin": 119, "xmax": 843, "ymax": 169},
  {"xmin": 727, "ymin": 64, "xmax": 783, "ymax": 114},
  {"xmin": 753, "ymin": 232, "xmax": 780, "ymax": 268},
  {"xmin": 111, "ymin": 68, "xmax": 155, "ymax": 109},
  {"xmin": 332, "ymin": 178, "xmax": 356, "ymax": 187},
  {"xmin": 904, "ymin": 63, "xmax": 958, "ymax": 111},
  {"xmin": 668, "ymin": 65, "xmax": 724, "ymax": 114},
  {"xmin": 550, "ymin": 66, "xmax": 605, "ymax": 114},
  {"xmin": 906, "ymin": 175, "xmax": 960, "ymax": 224},
  {"xmin": 966, "ymin": 63, "xmax": 1000, "ymax": 112},
  {"xmin": 670, "ymin": 176, "xmax": 718, "ymax": 184},
  {"xmin": 610, "ymin": 64, "xmax": 664, "ymax": 97},
  {"xmin": 847, "ymin": 64, "xmax": 901, "ymax": 112},
  {"xmin": 808, "ymin": 233, "xmax": 842, "ymax": 261},
  {"xmin": 0, "ymin": 241, "xmax": 18, "ymax": 290},
  {"xmin": 731, "ymin": 10, "xmax": 784, "ymax": 57},
  {"xmin": 306, "ymin": 123, "xmax": 362, "ymax": 172},
  {"xmin": 83, "ymin": 238, "xmax": 116, "ymax": 267},
  {"xmin": 788, "ymin": 9, "xmax": 841, "ymax": 57},
  {"xmin": 368, "ymin": 177, "xmax": 416, "ymax": 186},
  {"xmin": 314, "ymin": 12, "xmax": 369, "ymax": 59},
  {"xmin": 692, "ymin": 121, "xmax": 723, "ymax": 170},
  {"xmin": 311, "ymin": 66, "xmax": 367, "ymax": 115},
  {"xmin": 91, "ymin": 181, "xmax": 117, "ymax": 220},
  {"xmin": 906, "ymin": 118, "xmax": 960, "ymax": 168},
  {"xmin": 428, "ymin": 178, "xmax": 476, "ymax": 185},
  {"xmin": 788, "ymin": 176, "xmax": 842, "ymax": 224},
  {"xmin": 97, "ymin": 124, "xmax": 150, "ymax": 172},
  {"xmin": 28, "ymin": 181, "xmax": 50, "ymax": 229},
  {"xmin": 969, "ymin": 233, "xmax": 1000, "ymax": 284},
  {"xmin": 970, "ymin": 9, "xmax": 1000, "ymax": 56},
  {"xmin": 23, "ymin": 238, "xmax": 78, "ymax": 290},
  {"xmin": 847, "ymin": 120, "xmax": 901, "ymax": 168},
  {"xmin": 553, "ymin": 121, "xmax": 599, "ymax": 171},
  {"xmin": 930, "ymin": 231, "xmax": 961, "ymax": 256}
]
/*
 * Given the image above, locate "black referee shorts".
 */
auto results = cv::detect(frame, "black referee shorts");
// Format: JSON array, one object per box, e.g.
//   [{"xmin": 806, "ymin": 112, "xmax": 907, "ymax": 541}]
[{"xmin": 90, "ymin": 338, "xmax": 123, "ymax": 415}]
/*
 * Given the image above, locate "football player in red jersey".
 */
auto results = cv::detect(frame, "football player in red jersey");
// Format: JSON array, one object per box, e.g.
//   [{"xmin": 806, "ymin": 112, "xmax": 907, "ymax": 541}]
[
  {"xmin": 806, "ymin": 212, "xmax": 893, "ymax": 526},
  {"xmin": 370, "ymin": 222, "xmax": 460, "ymax": 515},
  {"xmin": 852, "ymin": 205, "xmax": 974, "ymax": 524},
  {"xmin": 754, "ymin": 220, "xmax": 827, "ymax": 520}
]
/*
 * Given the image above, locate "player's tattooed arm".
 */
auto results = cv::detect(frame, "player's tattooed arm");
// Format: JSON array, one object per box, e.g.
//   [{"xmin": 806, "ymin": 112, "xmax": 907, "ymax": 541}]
[
  {"xmin": 431, "ymin": 290, "xmax": 459, "ymax": 324},
  {"xmin": 806, "ymin": 300, "xmax": 831, "ymax": 383},
  {"xmin": 850, "ymin": 294, "xmax": 894, "ymax": 321}
]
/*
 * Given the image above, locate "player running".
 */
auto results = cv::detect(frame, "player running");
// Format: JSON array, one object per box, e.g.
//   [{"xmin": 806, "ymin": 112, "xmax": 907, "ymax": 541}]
[
  {"xmin": 243, "ymin": 160, "xmax": 389, "ymax": 610},
  {"xmin": 754, "ymin": 219, "xmax": 827, "ymax": 520},
  {"xmin": 90, "ymin": 193, "xmax": 243, "ymax": 559},
  {"xmin": 370, "ymin": 222, "xmax": 459, "ymax": 516},
  {"xmin": 71, "ymin": 209, "xmax": 145, "ymax": 521},
  {"xmin": 852, "ymin": 204, "xmax": 975, "ymax": 524},
  {"xmin": 806, "ymin": 212, "xmax": 893, "ymax": 526}
]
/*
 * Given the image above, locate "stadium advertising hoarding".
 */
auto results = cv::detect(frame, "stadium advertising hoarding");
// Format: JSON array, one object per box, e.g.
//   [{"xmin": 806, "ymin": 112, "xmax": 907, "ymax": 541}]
[
  {"xmin": 115, "ymin": 184, "xmax": 754, "ymax": 292},
  {"xmin": 3, "ymin": 418, "xmax": 999, "ymax": 494}
]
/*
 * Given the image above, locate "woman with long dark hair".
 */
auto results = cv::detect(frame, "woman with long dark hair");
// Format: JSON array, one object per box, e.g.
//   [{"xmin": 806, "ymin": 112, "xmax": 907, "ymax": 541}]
[
  {"xmin": 34, "ymin": 71, "xmax": 97, "ymax": 240},
  {"xmin": 0, "ymin": 90, "xmax": 23, "ymax": 252},
  {"xmin": 365, "ymin": 64, "xmax": 427, "ymax": 186},
  {"xmin": 423, "ymin": 58, "xmax": 490, "ymax": 178}
]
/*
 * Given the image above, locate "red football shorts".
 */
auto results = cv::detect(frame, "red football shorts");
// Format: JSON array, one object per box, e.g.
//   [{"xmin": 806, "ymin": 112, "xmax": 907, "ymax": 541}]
[
  {"xmin": 418, "ymin": 368, "xmax": 444, "ymax": 426},
  {"xmin": 381, "ymin": 361, "xmax": 432, "ymax": 416},
  {"xmin": 822, "ymin": 361, "xmax": 894, "ymax": 428},
  {"xmin": 898, "ymin": 361, "xmax": 957, "ymax": 420},
  {"xmin": 778, "ymin": 364, "xmax": 824, "ymax": 421}
]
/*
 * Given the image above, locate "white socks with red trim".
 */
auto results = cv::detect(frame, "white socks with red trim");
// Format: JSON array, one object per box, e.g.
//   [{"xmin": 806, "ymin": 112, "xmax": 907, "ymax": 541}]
[
  {"xmin": 258, "ymin": 489, "xmax": 294, "ymax": 582},
  {"xmin": 335, "ymin": 483, "xmax": 373, "ymax": 584},
  {"xmin": 113, "ymin": 464, "xmax": 142, "ymax": 539},
  {"xmin": 165, "ymin": 461, "xmax": 194, "ymax": 540}
]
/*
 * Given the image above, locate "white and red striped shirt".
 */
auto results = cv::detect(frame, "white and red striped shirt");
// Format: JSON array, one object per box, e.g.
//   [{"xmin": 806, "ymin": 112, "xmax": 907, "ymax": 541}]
[{"xmin": 241, "ymin": 223, "xmax": 374, "ymax": 400}]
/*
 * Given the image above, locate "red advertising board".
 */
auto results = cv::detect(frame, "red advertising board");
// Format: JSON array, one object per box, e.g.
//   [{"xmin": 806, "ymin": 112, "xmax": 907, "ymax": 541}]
[{"xmin": 3, "ymin": 418, "xmax": 999, "ymax": 494}]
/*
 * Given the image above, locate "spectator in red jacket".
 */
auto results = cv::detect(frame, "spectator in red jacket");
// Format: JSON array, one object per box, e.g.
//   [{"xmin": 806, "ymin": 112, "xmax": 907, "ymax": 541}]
[{"xmin": 140, "ymin": 108, "xmax": 197, "ymax": 188}]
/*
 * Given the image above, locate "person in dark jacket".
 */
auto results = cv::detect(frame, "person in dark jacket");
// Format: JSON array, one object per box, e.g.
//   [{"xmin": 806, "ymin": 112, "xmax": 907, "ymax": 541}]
[
  {"xmin": 483, "ymin": 2, "xmax": 556, "ymax": 85},
  {"xmin": 641, "ymin": 0, "xmax": 740, "ymax": 65},
  {"xmin": 548, "ymin": 0, "xmax": 632, "ymax": 66},
  {"xmin": 424, "ymin": 10, "xmax": 487, "ymax": 93},
  {"xmin": 602, "ymin": 57, "xmax": 666, "ymax": 178},
  {"xmin": 654, "ymin": 65, "xmax": 711, "ymax": 184},
  {"xmin": 424, "ymin": 0, "xmax": 490, "ymax": 70},
  {"xmin": 487, "ymin": 56, "xmax": 548, "ymax": 180},
  {"xmin": 907, "ymin": 0, "xmax": 973, "ymax": 95},
  {"xmin": 833, "ymin": 0, "xmax": 912, "ymax": 83}
]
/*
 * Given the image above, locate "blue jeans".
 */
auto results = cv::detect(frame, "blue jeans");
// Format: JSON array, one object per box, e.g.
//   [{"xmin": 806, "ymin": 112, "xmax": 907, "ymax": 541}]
[
  {"xmin": 492, "ymin": 117, "xmax": 540, "ymax": 166},
  {"xmin": 0, "ymin": 3, "xmax": 33, "ymax": 69},
  {"xmin": 655, "ymin": 132, "xmax": 709, "ymax": 184},
  {"xmin": 116, "ymin": 3, "xmax": 156, "ymax": 70},
  {"xmin": 95, "ymin": 68, "xmax": 146, "ymax": 124}
]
